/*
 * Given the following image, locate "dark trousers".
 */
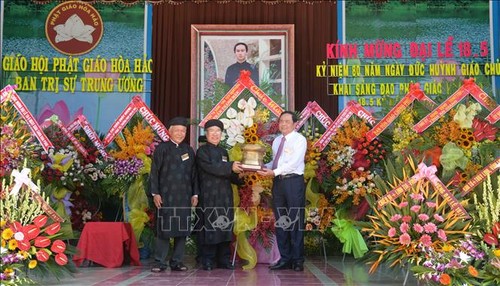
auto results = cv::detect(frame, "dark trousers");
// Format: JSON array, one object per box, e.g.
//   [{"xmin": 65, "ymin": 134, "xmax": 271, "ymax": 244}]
[
  {"xmin": 272, "ymin": 175, "xmax": 305, "ymax": 265},
  {"xmin": 154, "ymin": 236, "xmax": 186, "ymax": 265},
  {"xmin": 202, "ymin": 241, "xmax": 231, "ymax": 266}
]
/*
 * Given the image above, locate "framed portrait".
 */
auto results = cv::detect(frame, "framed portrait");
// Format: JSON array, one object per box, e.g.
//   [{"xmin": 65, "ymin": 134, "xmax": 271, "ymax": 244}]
[{"xmin": 190, "ymin": 24, "xmax": 295, "ymax": 146}]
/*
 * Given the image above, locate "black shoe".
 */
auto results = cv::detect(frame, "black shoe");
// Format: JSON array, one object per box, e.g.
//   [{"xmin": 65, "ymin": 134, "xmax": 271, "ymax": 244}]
[
  {"xmin": 269, "ymin": 261, "xmax": 291, "ymax": 270},
  {"xmin": 170, "ymin": 262, "xmax": 188, "ymax": 271},
  {"xmin": 151, "ymin": 264, "xmax": 167, "ymax": 273},
  {"xmin": 203, "ymin": 263, "xmax": 213, "ymax": 271},
  {"xmin": 218, "ymin": 263, "xmax": 235, "ymax": 270},
  {"xmin": 293, "ymin": 263, "xmax": 304, "ymax": 272}
]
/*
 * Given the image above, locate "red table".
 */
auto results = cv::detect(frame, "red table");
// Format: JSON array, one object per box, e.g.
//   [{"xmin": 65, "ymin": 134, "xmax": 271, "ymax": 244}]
[{"xmin": 73, "ymin": 222, "xmax": 141, "ymax": 268}]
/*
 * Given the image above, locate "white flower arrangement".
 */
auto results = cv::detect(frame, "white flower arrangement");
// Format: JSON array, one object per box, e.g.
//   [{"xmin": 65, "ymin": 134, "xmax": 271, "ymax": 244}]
[
  {"xmin": 220, "ymin": 97, "xmax": 257, "ymax": 146},
  {"xmin": 328, "ymin": 143, "xmax": 356, "ymax": 172}
]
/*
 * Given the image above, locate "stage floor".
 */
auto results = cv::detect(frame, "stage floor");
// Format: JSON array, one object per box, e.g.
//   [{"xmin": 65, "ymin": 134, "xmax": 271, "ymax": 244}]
[{"xmin": 41, "ymin": 256, "xmax": 418, "ymax": 286}]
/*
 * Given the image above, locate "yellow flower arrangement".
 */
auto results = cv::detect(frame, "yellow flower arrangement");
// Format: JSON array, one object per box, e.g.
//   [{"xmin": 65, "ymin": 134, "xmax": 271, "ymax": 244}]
[
  {"xmin": 304, "ymin": 140, "xmax": 321, "ymax": 180},
  {"xmin": 28, "ymin": 260, "xmax": 37, "ymax": 269},
  {"xmin": 331, "ymin": 167, "xmax": 380, "ymax": 207},
  {"xmin": 454, "ymin": 128, "xmax": 476, "ymax": 150},
  {"xmin": 433, "ymin": 119, "xmax": 462, "ymax": 146},
  {"xmin": 243, "ymin": 124, "xmax": 259, "ymax": 144},
  {"xmin": 325, "ymin": 118, "xmax": 370, "ymax": 173},
  {"xmin": 2, "ymin": 228, "xmax": 13, "ymax": 240},
  {"xmin": 253, "ymin": 107, "xmax": 270, "ymax": 123},
  {"xmin": 332, "ymin": 118, "xmax": 370, "ymax": 147},
  {"xmin": 317, "ymin": 195, "xmax": 334, "ymax": 232},
  {"xmin": 442, "ymin": 243, "xmax": 454, "ymax": 252},
  {"xmin": 392, "ymin": 108, "xmax": 420, "ymax": 152},
  {"xmin": 111, "ymin": 123, "xmax": 155, "ymax": 159},
  {"xmin": 245, "ymin": 173, "xmax": 272, "ymax": 190},
  {"xmin": 8, "ymin": 239, "xmax": 18, "ymax": 250}
]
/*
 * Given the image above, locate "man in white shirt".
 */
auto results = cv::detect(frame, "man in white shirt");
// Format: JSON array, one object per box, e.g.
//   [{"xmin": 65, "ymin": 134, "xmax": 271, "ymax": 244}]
[{"xmin": 258, "ymin": 111, "xmax": 307, "ymax": 271}]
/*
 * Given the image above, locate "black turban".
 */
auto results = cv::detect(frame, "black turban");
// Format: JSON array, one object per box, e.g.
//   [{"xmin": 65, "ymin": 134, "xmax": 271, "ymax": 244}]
[
  {"xmin": 204, "ymin": 119, "xmax": 224, "ymax": 131},
  {"xmin": 167, "ymin": 117, "xmax": 188, "ymax": 129}
]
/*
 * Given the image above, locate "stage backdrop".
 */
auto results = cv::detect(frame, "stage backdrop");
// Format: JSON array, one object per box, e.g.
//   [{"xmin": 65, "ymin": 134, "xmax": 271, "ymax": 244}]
[
  {"xmin": 151, "ymin": 1, "xmax": 339, "ymax": 138},
  {"xmin": 336, "ymin": 0, "xmax": 499, "ymax": 110},
  {"xmin": 1, "ymin": 1, "xmax": 151, "ymax": 133}
]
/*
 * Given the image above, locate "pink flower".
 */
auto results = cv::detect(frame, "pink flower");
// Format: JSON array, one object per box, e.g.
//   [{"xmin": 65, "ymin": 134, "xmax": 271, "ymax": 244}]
[
  {"xmin": 410, "ymin": 205, "xmax": 421, "ymax": 213},
  {"xmin": 399, "ymin": 233, "xmax": 411, "ymax": 245},
  {"xmin": 433, "ymin": 214, "xmax": 444, "ymax": 222},
  {"xmin": 413, "ymin": 223, "xmax": 424, "ymax": 233},
  {"xmin": 419, "ymin": 234, "xmax": 432, "ymax": 247},
  {"xmin": 400, "ymin": 222, "xmax": 410, "ymax": 233},
  {"xmin": 399, "ymin": 201, "xmax": 408, "ymax": 208},
  {"xmin": 388, "ymin": 227, "xmax": 396, "ymax": 237},
  {"xmin": 390, "ymin": 214, "xmax": 402, "ymax": 222},
  {"xmin": 402, "ymin": 215, "xmax": 412, "ymax": 223},
  {"xmin": 418, "ymin": 214, "xmax": 429, "ymax": 221},
  {"xmin": 447, "ymin": 259, "xmax": 461, "ymax": 268},
  {"xmin": 1, "ymin": 125, "xmax": 13, "ymax": 135},
  {"xmin": 423, "ymin": 222, "xmax": 437, "ymax": 234},
  {"xmin": 437, "ymin": 229, "xmax": 447, "ymax": 241},
  {"xmin": 410, "ymin": 193, "xmax": 424, "ymax": 202},
  {"xmin": 425, "ymin": 201, "xmax": 436, "ymax": 208}
]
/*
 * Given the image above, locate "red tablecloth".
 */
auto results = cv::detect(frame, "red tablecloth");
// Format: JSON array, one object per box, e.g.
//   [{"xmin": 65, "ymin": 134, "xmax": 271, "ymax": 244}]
[{"xmin": 73, "ymin": 222, "xmax": 141, "ymax": 268}]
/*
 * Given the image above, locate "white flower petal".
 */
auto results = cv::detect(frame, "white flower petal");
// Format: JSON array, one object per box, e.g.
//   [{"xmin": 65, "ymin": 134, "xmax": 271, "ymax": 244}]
[
  {"xmin": 237, "ymin": 125, "xmax": 246, "ymax": 132},
  {"xmin": 242, "ymin": 117, "xmax": 254, "ymax": 127},
  {"xmin": 237, "ymin": 99, "xmax": 247, "ymax": 110},
  {"xmin": 226, "ymin": 107, "xmax": 237, "ymax": 119},
  {"xmin": 236, "ymin": 112, "xmax": 245, "ymax": 121},
  {"xmin": 235, "ymin": 135, "xmax": 245, "ymax": 143},
  {"xmin": 227, "ymin": 127, "xmax": 238, "ymax": 137},
  {"xmin": 244, "ymin": 106, "xmax": 255, "ymax": 118},
  {"xmin": 229, "ymin": 119, "xmax": 241, "ymax": 128},
  {"xmin": 247, "ymin": 97, "xmax": 257, "ymax": 109},
  {"xmin": 219, "ymin": 118, "xmax": 231, "ymax": 129},
  {"xmin": 227, "ymin": 137, "xmax": 237, "ymax": 146}
]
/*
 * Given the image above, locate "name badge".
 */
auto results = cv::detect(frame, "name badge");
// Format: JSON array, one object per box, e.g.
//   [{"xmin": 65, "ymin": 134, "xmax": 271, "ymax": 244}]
[
  {"xmin": 222, "ymin": 156, "xmax": 228, "ymax": 162},
  {"xmin": 181, "ymin": 153, "xmax": 190, "ymax": 161}
]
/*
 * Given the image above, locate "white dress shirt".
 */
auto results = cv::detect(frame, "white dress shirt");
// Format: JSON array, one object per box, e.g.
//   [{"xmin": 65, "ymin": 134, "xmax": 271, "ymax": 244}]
[{"xmin": 268, "ymin": 131, "xmax": 307, "ymax": 176}]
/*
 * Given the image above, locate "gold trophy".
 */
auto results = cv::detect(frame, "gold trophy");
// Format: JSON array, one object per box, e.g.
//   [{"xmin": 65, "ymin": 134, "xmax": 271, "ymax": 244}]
[{"xmin": 241, "ymin": 144, "xmax": 266, "ymax": 171}]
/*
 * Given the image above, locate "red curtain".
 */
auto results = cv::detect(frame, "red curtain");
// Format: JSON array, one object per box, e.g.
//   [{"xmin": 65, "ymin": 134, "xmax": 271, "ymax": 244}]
[{"xmin": 151, "ymin": 1, "xmax": 338, "ymax": 125}]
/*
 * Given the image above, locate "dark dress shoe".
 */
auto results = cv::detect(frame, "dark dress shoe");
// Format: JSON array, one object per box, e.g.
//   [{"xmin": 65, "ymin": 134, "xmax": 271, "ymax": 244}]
[
  {"xmin": 218, "ymin": 263, "xmax": 235, "ymax": 270},
  {"xmin": 170, "ymin": 262, "xmax": 188, "ymax": 271},
  {"xmin": 293, "ymin": 263, "xmax": 304, "ymax": 272},
  {"xmin": 269, "ymin": 261, "xmax": 291, "ymax": 270},
  {"xmin": 151, "ymin": 264, "xmax": 167, "ymax": 273},
  {"xmin": 203, "ymin": 264, "xmax": 213, "ymax": 271}
]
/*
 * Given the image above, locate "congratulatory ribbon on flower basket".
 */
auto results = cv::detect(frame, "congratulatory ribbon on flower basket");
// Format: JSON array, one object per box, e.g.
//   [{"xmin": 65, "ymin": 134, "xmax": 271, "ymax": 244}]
[
  {"xmin": 103, "ymin": 96, "xmax": 170, "ymax": 147},
  {"xmin": 305, "ymin": 179, "xmax": 320, "ymax": 208},
  {"xmin": 199, "ymin": 70, "xmax": 283, "ymax": 128},
  {"xmin": 1, "ymin": 85, "xmax": 53, "ymax": 152},
  {"xmin": 124, "ymin": 173, "xmax": 151, "ymax": 243},
  {"xmin": 11, "ymin": 168, "xmax": 64, "ymax": 222},
  {"xmin": 366, "ymin": 82, "xmax": 436, "ymax": 141},
  {"xmin": 331, "ymin": 216, "xmax": 368, "ymax": 259},
  {"xmin": 414, "ymin": 78, "xmax": 498, "ymax": 133},
  {"xmin": 377, "ymin": 163, "xmax": 469, "ymax": 219},
  {"xmin": 233, "ymin": 207, "xmax": 258, "ymax": 270},
  {"xmin": 460, "ymin": 157, "xmax": 500, "ymax": 196}
]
